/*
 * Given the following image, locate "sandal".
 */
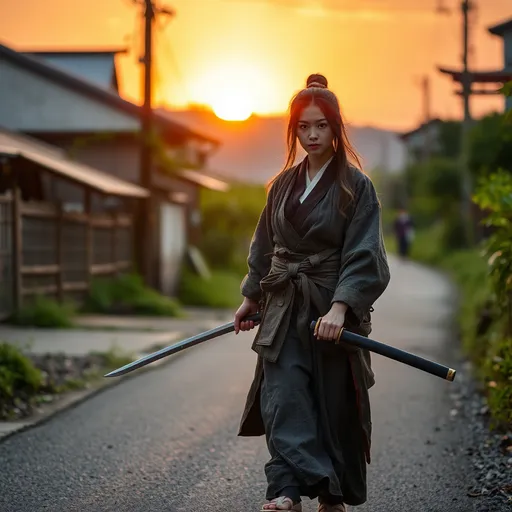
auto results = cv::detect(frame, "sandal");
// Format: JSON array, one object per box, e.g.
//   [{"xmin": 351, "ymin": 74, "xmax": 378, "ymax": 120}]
[
  {"xmin": 317, "ymin": 503, "xmax": 347, "ymax": 512},
  {"xmin": 261, "ymin": 496, "xmax": 302, "ymax": 511}
]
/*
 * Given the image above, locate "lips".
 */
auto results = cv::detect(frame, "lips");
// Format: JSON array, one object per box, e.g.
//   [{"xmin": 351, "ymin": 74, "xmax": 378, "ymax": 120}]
[{"xmin": 308, "ymin": 144, "xmax": 320, "ymax": 149}]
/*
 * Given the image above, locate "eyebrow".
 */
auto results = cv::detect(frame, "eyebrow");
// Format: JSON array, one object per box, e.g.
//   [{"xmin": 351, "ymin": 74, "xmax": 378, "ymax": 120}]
[{"xmin": 298, "ymin": 118, "xmax": 327, "ymax": 124}]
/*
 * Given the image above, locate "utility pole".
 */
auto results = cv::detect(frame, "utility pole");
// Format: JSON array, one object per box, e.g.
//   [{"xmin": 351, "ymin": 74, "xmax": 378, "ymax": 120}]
[
  {"xmin": 137, "ymin": 0, "xmax": 175, "ymax": 287},
  {"xmin": 422, "ymin": 75, "xmax": 431, "ymax": 124},
  {"xmin": 421, "ymin": 75, "xmax": 432, "ymax": 161},
  {"xmin": 459, "ymin": 0, "xmax": 474, "ymax": 245},
  {"xmin": 138, "ymin": 0, "xmax": 155, "ymax": 287}
]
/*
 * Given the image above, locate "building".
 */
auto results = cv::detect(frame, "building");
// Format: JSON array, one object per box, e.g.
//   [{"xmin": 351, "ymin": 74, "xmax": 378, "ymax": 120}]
[
  {"xmin": 0, "ymin": 127, "xmax": 149, "ymax": 319},
  {"xmin": 399, "ymin": 118, "xmax": 443, "ymax": 165},
  {"xmin": 489, "ymin": 17, "xmax": 512, "ymax": 110},
  {"xmin": 21, "ymin": 48, "xmax": 127, "ymax": 94},
  {"xmin": 0, "ymin": 42, "xmax": 229, "ymax": 296}
]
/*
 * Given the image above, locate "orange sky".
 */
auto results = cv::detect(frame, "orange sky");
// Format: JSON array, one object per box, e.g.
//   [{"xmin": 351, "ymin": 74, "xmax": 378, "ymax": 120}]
[{"xmin": 1, "ymin": 0, "xmax": 510, "ymax": 130}]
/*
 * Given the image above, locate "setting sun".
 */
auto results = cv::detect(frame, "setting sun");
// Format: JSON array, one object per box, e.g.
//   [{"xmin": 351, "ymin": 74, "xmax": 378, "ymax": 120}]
[
  {"xmin": 190, "ymin": 61, "xmax": 272, "ymax": 121},
  {"xmin": 211, "ymin": 90, "xmax": 253, "ymax": 121}
]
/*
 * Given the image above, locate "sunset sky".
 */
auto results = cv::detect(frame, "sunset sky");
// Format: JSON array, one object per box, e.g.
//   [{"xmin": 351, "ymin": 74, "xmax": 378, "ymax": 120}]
[{"xmin": 1, "ymin": 0, "xmax": 510, "ymax": 130}]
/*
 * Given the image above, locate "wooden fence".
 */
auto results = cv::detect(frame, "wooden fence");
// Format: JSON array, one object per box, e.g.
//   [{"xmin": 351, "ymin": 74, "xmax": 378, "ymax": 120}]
[{"xmin": 0, "ymin": 194, "xmax": 134, "ymax": 318}]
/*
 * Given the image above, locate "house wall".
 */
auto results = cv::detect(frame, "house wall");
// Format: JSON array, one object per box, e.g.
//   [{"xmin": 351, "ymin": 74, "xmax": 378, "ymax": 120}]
[
  {"xmin": 51, "ymin": 136, "xmax": 142, "ymax": 184},
  {"xmin": 0, "ymin": 57, "xmax": 138, "ymax": 133}
]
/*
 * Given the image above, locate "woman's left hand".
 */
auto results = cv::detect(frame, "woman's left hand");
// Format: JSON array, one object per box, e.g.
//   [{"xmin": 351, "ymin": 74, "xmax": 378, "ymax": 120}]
[{"xmin": 315, "ymin": 302, "xmax": 348, "ymax": 341}]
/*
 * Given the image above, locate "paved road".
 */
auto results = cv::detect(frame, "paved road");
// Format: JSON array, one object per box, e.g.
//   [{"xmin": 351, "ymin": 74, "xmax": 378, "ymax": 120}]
[{"xmin": 0, "ymin": 257, "xmax": 478, "ymax": 511}]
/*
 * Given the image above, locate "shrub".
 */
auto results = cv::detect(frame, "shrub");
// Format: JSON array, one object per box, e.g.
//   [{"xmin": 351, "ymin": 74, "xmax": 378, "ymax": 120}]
[
  {"xmin": 0, "ymin": 343, "xmax": 42, "ymax": 418},
  {"xmin": 85, "ymin": 273, "xmax": 182, "ymax": 317},
  {"xmin": 178, "ymin": 269, "xmax": 243, "ymax": 309},
  {"xmin": 483, "ymin": 337, "xmax": 512, "ymax": 429},
  {"xmin": 13, "ymin": 296, "xmax": 76, "ymax": 328}
]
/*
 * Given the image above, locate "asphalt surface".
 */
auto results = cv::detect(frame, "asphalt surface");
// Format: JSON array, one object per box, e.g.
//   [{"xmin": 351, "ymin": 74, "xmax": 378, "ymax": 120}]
[{"xmin": 0, "ymin": 257, "xmax": 480, "ymax": 512}]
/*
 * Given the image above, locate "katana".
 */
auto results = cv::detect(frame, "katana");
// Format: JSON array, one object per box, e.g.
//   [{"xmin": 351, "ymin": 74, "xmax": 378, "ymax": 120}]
[
  {"xmin": 104, "ymin": 313, "xmax": 456, "ymax": 382},
  {"xmin": 104, "ymin": 313, "xmax": 262, "ymax": 378}
]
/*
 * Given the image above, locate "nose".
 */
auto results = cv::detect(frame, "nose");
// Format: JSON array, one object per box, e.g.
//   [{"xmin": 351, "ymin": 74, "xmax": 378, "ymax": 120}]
[{"xmin": 308, "ymin": 128, "xmax": 319, "ymax": 141}]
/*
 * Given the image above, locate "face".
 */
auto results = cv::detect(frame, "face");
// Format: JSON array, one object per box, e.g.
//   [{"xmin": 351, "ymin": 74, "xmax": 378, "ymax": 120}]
[{"xmin": 296, "ymin": 102, "xmax": 334, "ymax": 158}]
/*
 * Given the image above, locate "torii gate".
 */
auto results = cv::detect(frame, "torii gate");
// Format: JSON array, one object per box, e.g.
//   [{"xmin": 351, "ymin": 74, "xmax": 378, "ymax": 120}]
[{"xmin": 438, "ymin": 17, "xmax": 512, "ymax": 111}]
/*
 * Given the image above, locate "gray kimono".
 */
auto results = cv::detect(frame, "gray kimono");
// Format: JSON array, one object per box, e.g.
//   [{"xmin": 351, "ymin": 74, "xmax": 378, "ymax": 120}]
[{"xmin": 238, "ymin": 156, "xmax": 390, "ymax": 505}]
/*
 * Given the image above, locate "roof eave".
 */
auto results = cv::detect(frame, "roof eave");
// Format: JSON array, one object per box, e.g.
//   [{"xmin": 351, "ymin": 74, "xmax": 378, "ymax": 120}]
[
  {"xmin": 0, "ymin": 42, "xmax": 219, "ymax": 145},
  {"xmin": 488, "ymin": 18, "xmax": 512, "ymax": 36}
]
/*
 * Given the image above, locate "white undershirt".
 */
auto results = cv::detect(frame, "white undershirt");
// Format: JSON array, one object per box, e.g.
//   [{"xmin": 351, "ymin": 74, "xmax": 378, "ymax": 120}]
[{"xmin": 299, "ymin": 156, "xmax": 334, "ymax": 204}]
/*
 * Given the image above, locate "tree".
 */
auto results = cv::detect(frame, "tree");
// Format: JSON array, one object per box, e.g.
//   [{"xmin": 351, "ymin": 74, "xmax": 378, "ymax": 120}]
[{"xmin": 469, "ymin": 112, "xmax": 512, "ymax": 177}]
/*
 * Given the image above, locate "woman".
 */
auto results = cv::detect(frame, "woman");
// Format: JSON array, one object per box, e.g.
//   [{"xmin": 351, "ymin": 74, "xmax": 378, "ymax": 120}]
[{"xmin": 234, "ymin": 74, "xmax": 390, "ymax": 512}]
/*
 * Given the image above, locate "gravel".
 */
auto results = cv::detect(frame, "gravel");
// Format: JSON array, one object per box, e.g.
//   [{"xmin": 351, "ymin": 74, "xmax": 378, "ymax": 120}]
[{"xmin": 448, "ymin": 360, "xmax": 511, "ymax": 511}]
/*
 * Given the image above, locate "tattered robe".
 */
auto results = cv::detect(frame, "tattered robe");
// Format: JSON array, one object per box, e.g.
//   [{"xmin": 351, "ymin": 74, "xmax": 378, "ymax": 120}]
[{"xmin": 238, "ymin": 156, "xmax": 390, "ymax": 505}]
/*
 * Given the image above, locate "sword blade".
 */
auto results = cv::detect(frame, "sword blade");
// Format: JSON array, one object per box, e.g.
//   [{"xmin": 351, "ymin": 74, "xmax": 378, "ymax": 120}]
[{"xmin": 104, "ymin": 313, "xmax": 261, "ymax": 378}]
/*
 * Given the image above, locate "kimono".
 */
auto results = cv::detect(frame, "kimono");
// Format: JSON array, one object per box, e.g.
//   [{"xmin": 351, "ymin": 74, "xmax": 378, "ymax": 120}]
[{"xmin": 237, "ymin": 155, "xmax": 390, "ymax": 506}]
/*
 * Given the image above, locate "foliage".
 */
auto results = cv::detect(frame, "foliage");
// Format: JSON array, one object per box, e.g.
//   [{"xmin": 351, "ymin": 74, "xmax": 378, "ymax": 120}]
[
  {"xmin": 469, "ymin": 112, "xmax": 512, "ymax": 177},
  {"xmin": 13, "ymin": 296, "xmax": 76, "ymax": 328},
  {"xmin": 473, "ymin": 169, "xmax": 512, "ymax": 330},
  {"xmin": 403, "ymin": 158, "xmax": 467, "ymax": 250},
  {"xmin": 437, "ymin": 121, "xmax": 462, "ymax": 159},
  {"xmin": 483, "ymin": 337, "xmax": 512, "ymax": 427},
  {"xmin": 85, "ymin": 273, "xmax": 183, "ymax": 317},
  {"xmin": 198, "ymin": 184, "xmax": 267, "ymax": 274},
  {"xmin": 0, "ymin": 343, "xmax": 42, "ymax": 418},
  {"xmin": 178, "ymin": 269, "xmax": 243, "ymax": 309}
]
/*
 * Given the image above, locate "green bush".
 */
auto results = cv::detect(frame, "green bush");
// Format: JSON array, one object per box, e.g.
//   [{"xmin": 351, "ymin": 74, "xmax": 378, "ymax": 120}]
[
  {"xmin": 13, "ymin": 296, "xmax": 76, "ymax": 328},
  {"xmin": 469, "ymin": 113, "xmax": 512, "ymax": 177},
  {"xmin": 483, "ymin": 337, "xmax": 512, "ymax": 428},
  {"xmin": 85, "ymin": 273, "xmax": 182, "ymax": 317},
  {"xmin": 0, "ymin": 343, "xmax": 42, "ymax": 417},
  {"xmin": 178, "ymin": 269, "xmax": 244, "ymax": 309},
  {"xmin": 199, "ymin": 184, "xmax": 266, "ymax": 274}
]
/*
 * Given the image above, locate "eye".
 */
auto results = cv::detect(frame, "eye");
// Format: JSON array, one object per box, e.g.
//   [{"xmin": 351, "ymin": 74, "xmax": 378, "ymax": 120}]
[
  {"xmin": 318, "ymin": 122, "xmax": 328, "ymax": 129},
  {"xmin": 298, "ymin": 123, "xmax": 308, "ymax": 130}
]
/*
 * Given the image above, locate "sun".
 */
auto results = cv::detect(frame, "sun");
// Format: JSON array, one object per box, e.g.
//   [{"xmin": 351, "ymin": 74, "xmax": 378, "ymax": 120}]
[
  {"xmin": 191, "ymin": 61, "xmax": 269, "ymax": 121},
  {"xmin": 211, "ymin": 91, "xmax": 253, "ymax": 121}
]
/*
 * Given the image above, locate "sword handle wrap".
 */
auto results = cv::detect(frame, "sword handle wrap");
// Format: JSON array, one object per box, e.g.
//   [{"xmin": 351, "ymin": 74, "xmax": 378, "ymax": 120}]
[{"xmin": 311, "ymin": 318, "xmax": 344, "ymax": 344}]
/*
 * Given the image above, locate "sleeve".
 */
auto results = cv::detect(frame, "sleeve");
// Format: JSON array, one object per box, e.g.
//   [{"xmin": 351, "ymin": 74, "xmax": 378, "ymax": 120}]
[
  {"xmin": 331, "ymin": 175, "xmax": 391, "ymax": 322},
  {"xmin": 240, "ymin": 190, "xmax": 275, "ymax": 301}
]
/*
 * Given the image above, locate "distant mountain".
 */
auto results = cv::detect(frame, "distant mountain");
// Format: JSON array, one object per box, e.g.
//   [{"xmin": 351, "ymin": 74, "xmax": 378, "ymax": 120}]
[{"xmin": 159, "ymin": 108, "xmax": 407, "ymax": 184}]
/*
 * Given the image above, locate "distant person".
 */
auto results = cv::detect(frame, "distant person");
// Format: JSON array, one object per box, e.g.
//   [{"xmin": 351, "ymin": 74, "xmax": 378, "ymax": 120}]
[
  {"xmin": 233, "ymin": 74, "xmax": 390, "ymax": 511},
  {"xmin": 394, "ymin": 209, "xmax": 414, "ymax": 259}
]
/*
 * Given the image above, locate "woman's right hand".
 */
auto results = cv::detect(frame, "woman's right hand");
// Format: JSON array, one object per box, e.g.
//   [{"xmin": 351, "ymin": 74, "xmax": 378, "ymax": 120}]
[{"xmin": 234, "ymin": 297, "xmax": 260, "ymax": 334}]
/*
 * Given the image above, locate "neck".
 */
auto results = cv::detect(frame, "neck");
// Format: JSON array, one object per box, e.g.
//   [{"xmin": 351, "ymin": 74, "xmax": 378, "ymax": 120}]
[{"xmin": 307, "ymin": 149, "xmax": 334, "ymax": 178}]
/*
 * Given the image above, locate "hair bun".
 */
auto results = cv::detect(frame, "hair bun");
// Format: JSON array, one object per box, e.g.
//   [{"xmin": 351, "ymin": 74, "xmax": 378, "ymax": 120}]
[{"xmin": 306, "ymin": 73, "xmax": 328, "ymax": 89}]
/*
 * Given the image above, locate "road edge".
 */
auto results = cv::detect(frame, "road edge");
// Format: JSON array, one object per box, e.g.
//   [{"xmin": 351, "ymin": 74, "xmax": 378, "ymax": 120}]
[{"xmin": 0, "ymin": 331, "xmax": 194, "ymax": 443}]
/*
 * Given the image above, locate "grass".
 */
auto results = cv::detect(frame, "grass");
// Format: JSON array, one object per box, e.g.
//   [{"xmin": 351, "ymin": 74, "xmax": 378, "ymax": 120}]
[{"xmin": 12, "ymin": 296, "xmax": 76, "ymax": 328}]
